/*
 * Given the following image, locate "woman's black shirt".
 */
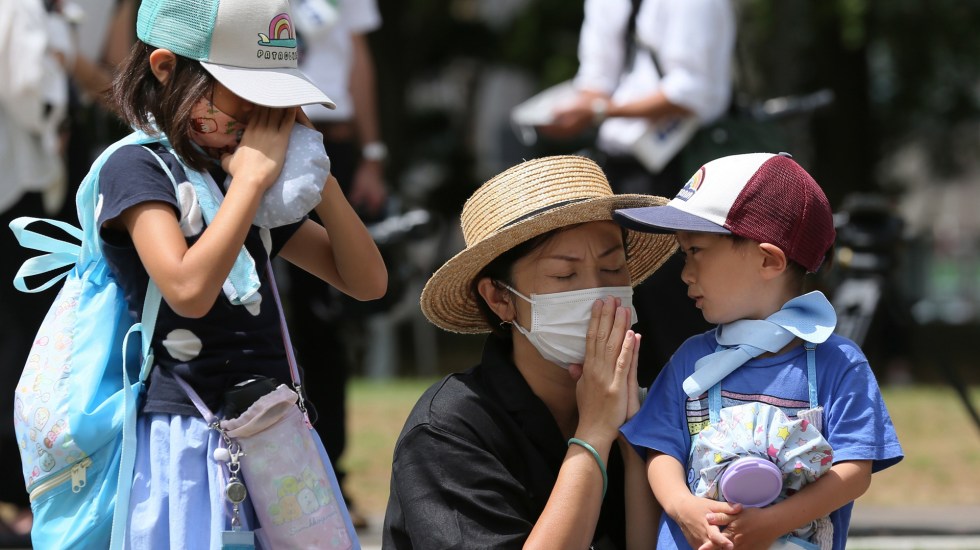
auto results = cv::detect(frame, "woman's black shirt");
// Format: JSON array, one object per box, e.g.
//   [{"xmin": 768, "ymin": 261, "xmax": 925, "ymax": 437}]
[{"xmin": 383, "ymin": 335, "xmax": 627, "ymax": 549}]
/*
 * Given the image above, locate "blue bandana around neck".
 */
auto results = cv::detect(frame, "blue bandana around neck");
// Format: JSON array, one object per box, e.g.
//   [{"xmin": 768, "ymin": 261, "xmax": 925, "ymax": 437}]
[{"xmin": 682, "ymin": 291, "xmax": 838, "ymax": 398}]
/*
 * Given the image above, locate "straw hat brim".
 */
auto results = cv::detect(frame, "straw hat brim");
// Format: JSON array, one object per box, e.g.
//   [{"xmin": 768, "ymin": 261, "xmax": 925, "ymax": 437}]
[{"xmin": 421, "ymin": 193, "xmax": 677, "ymax": 334}]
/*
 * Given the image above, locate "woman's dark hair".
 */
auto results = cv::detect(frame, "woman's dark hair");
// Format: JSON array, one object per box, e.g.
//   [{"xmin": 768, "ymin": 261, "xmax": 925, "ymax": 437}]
[
  {"xmin": 471, "ymin": 224, "xmax": 630, "ymax": 337},
  {"xmin": 111, "ymin": 41, "xmax": 216, "ymax": 172}
]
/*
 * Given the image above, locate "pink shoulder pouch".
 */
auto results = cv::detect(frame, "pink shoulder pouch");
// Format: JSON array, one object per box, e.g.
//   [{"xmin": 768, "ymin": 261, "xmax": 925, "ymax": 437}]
[
  {"xmin": 174, "ymin": 264, "xmax": 359, "ymax": 549},
  {"xmin": 220, "ymin": 385, "xmax": 355, "ymax": 549}
]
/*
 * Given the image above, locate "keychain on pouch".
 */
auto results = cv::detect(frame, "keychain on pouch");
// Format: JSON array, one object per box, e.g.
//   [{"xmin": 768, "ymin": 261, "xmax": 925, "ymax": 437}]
[{"xmin": 216, "ymin": 437, "xmax": 255, "ymax": 550}]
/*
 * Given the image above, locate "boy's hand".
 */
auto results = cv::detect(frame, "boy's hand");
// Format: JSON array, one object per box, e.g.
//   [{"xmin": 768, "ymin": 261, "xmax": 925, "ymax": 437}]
[
  {"xmin": 704, "ymin": 506, "xmax": 782, "ymax": 550},
  {"xmin": 672, "ymin": 494, "xmax": 740, "ymax": 550}
]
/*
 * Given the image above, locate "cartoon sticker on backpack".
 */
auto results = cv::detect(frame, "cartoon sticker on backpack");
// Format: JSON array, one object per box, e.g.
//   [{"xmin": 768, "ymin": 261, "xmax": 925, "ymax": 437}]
[{"xmin": 31, "ymin": 408, "xmax": 50, "ymax": 442}]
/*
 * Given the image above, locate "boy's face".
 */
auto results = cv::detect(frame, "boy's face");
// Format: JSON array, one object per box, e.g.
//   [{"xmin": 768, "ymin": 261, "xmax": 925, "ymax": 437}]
[{"xmin": 676, "ymin": 230, "xmax": 770, "ymax": 324}]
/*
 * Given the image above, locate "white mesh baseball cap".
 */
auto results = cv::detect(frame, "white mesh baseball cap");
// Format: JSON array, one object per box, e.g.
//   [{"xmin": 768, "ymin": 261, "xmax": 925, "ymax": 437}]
[{"xmin": 137, "ymin": 0, "xmax": 335, "ymax": 109}]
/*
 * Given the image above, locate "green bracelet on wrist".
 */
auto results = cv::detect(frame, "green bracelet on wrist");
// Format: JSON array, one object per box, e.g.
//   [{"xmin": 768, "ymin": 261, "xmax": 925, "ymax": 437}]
[{"xmin": 567, "ymin": 437, "xmax": 608, "ymax": 499}]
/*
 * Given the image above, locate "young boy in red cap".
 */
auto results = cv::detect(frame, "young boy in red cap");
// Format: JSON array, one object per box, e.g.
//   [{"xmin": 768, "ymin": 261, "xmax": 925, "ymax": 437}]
[{"xmin": 614, "ymin": 153, "xmax": 903, "ymax": 550}]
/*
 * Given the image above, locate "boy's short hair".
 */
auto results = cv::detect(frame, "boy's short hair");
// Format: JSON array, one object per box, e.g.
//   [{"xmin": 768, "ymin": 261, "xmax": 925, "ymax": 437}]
[{"xmin": 614, "ymin": 153, "xmax": 836, "ymax": 273}]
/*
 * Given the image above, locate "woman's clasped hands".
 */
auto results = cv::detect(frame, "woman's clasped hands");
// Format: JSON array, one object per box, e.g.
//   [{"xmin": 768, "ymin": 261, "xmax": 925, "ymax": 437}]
[{"xmin": 569, "ymin": 296, "xmax": 642, "ymax": 448}]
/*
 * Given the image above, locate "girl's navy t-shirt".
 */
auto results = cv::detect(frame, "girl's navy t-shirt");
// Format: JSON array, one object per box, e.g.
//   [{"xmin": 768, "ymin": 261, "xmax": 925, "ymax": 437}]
[{"xmin": 96, "ymin": 143, "xmax": 305, "ymax": 417}]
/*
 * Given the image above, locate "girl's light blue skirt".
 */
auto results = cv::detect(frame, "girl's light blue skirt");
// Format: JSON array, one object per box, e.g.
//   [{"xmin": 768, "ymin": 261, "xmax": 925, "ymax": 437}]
[{"xmin": 125, "ymin": 412, "xmax": 355, "ymax": 549}]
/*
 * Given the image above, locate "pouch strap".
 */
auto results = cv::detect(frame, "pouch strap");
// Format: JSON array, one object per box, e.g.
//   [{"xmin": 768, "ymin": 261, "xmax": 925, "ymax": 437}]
[
  {"xmin": 174, "ymin": 264, "xmax": 303, "ymax": 423},
  {"xmin": 173, "ymin": 373, "xmax": 219, "ymax": 424},
  {"xmin": 263, "ymin": 264, "xmax": 303, "ymax": 388}
]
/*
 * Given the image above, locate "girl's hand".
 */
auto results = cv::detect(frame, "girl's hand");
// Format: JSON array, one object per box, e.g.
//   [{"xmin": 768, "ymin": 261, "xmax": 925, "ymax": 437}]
[
  {"xmin": 573, "ymin": 296, "xmax": 635, "ymax": 448},
  {"xmin": 221, "ymin": 106, "xmax": 296, "ymax": 191},
  {"xmin": 296, "ymin": 108, "xmax": 316, "ymax": 130}
]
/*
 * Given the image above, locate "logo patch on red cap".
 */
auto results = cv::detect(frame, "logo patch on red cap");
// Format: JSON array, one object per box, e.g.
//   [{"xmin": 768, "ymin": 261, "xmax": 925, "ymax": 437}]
[{"xmin": 675, "ymin": 167, "xmax": 705, "ymax": 202}]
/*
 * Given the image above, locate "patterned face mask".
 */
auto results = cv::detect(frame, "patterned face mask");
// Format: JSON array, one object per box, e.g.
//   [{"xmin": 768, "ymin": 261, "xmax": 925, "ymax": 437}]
[{"xmin": 189, "ymin": 95, "xmax": 247, "ymax": 156}]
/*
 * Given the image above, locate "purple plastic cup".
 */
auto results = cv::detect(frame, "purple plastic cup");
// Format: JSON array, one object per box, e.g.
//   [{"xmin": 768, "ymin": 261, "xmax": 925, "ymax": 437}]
[{"xmin": 718, "ymin": 456, "xmax": 782, "ymax": 508}]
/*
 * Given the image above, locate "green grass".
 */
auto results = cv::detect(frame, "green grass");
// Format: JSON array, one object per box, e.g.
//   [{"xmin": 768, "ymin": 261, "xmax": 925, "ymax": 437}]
[
  {"xmin": 857, "ymin": 386, "xmax": 980, "ymax": 506},
  {"xmin": 341, "ymin": 380, "xmax": 980, "ymax": 516},
  {"xmin": 341, "ymin": 377, "xmax": 438, "ymax": 515}
]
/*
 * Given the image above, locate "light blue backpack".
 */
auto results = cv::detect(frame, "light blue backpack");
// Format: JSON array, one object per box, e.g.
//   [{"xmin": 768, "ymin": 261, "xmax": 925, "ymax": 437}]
[{"xmin": 9, "ymin": 132, "xmax": 169, "ymax": 549}]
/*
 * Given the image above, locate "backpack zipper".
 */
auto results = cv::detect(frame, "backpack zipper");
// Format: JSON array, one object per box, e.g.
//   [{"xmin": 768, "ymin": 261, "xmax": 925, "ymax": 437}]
[{"xmin": 28, "ymin": 457, "xmax": 93, "ymax": 502}]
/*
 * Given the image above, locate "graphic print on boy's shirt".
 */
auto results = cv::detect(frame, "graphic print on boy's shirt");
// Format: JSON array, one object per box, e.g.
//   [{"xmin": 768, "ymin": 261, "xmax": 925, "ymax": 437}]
[{"xmin": 685, "ymin": 390, "xmax": 811, "ymax": 436}]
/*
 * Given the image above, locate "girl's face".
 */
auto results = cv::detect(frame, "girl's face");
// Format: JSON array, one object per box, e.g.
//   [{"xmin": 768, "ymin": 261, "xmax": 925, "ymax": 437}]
[{"xmin": 189, "ymin": 82, "xmax": 254, "ymax": 157}]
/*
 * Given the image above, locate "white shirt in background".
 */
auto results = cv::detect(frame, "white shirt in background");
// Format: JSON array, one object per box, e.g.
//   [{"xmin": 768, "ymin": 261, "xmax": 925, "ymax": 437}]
[
  {"xmin": 295, "ymin": 0, "xmax": 381, "ymax": 123},
  {"xmin": 574, "ymin": 0, "xmax": 735, "ymax": 156},
  {"xmin": 0, "ymin": 0, "xmax": 68, "ymax": 213}
]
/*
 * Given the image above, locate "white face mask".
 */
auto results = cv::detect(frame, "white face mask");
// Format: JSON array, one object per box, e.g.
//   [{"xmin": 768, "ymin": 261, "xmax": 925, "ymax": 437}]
[{"xmin": 503, "ymin": 284, "xmax": 638, "ymax": 369}]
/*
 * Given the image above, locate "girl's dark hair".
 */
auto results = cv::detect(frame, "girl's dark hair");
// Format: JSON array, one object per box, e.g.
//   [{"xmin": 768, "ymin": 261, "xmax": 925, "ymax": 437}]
[
  {"xmin": 471, "ymin": 225, "xmax": 630, "ymax": 337},
  {"xmin": 111, "ymin": 41, "xmax": 216, "ymax": 172}
]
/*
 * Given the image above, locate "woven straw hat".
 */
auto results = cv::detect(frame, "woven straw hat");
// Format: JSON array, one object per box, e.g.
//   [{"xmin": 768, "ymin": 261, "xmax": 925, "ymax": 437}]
[{"xmin": 421, "ymin": 156, "xmax": 677, "ymax": 333}]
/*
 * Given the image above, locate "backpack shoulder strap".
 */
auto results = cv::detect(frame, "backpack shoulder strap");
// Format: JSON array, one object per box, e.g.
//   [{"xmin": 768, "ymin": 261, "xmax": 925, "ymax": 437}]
[
  {"xmin": 103, "ymin": 139, "xmax": 175, "ymax": 550},
  {"xmin": 111, "ymin": 281, "xmax": 162, "ymax": 550}
]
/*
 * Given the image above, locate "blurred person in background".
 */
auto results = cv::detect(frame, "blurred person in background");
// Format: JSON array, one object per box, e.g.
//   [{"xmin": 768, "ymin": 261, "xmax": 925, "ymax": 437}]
[
  {"xmin": 0, "ymin": 0, "xmax": 134, "ymax": 538},
  {"xmin": 541, "ymin": 0, "xmax": 735, "ymax": 383},
  {"xmin": 285, "ymin": 0, "xmax": 388, "ymax": 528},
  {"xmin": 61, "ymin": 0, "xmax": 139, "ymax": 222}
]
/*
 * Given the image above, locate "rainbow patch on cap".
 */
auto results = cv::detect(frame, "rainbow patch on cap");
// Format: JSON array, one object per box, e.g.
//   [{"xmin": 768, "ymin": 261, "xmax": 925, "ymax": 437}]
[
  {"xmin": 257, "ymin": 13, "xmax": 296, "ymax": 48},
  {"xmin": 675, "ymin": 167, "xmax": 706, "ymax": 202}
]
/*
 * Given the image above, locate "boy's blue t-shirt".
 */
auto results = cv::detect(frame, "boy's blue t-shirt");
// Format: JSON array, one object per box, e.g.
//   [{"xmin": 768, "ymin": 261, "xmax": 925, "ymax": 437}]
[{"xmin": 622, "ymin": 329, "xmax": 903, "ymax": 550}]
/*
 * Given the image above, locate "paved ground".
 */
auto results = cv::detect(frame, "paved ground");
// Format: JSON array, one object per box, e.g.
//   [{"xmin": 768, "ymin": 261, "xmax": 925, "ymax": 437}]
[
  {"xmin": 3, "ymin": 504, "xmax": 976, "ymax": 548},
  {"xmin": 355, "ymin": 504, "xmax": 980, "ymax": 549},
  {"xmin": 849, "ymin": 504, "xmax": 980, "ymax": 538}
]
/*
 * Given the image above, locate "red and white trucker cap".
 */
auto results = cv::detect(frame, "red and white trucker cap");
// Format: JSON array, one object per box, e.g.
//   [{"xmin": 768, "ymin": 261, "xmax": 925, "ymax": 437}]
[{"xmin": 614, "ymin": 152, "xmax": 836, "ymax": 272}]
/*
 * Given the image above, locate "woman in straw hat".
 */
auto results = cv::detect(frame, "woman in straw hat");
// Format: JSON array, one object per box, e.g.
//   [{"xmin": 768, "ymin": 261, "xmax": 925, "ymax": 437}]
[{"xmin": 383, "ymin": 156, "xmax": 676, "ymax": 548}]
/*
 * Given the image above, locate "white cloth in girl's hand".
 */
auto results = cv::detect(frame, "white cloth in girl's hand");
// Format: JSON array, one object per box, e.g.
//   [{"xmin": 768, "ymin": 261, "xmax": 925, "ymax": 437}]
[{"xmin": 229, "ymin": 124, "xmax": 331, "ymax": 228}]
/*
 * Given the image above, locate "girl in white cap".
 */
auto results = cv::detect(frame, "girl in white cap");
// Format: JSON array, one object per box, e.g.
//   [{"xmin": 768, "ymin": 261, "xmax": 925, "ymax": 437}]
[{"xmin": 96, "ymin": 0, "xmax": 386, "ymax": 547}]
